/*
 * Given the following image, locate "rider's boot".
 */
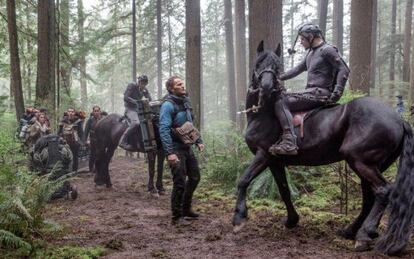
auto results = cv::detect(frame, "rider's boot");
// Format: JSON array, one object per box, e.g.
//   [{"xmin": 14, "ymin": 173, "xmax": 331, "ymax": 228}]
[
  {"xmin": 119, "ymin": 127, "xmax": 135, "ymax": 152},
  {"xmin": 269, "ymin": 98, "xmax": 298, "ymax": 156}
]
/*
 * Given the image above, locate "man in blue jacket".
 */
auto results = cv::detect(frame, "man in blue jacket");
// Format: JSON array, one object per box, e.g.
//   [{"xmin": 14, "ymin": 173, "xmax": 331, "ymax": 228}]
[{"xmin": 159, "ymin": 76, "xmax": 205, "ymax": 226}]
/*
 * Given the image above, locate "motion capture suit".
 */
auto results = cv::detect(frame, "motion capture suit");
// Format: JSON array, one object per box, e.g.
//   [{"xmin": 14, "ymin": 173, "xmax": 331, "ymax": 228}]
[
  {"xmin": 119, "ymin": 75, "xmax": 152, "ymax": 151},
  {"xmin": 269, "ymin": 23, "xmax": 350, "ymax": 156}
]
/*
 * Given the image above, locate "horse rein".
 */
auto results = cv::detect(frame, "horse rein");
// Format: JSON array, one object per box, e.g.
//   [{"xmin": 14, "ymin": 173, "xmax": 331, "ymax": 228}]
[{"xmin": 238, "ymin": 67, "xmax": 280, "ymax": 114}]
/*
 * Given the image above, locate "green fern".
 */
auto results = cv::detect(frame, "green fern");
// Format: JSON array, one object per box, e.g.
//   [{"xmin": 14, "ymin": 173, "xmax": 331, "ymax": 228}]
[{"xmin": 0, "ymin": 230, "xmax": 31, "ymax": 251}]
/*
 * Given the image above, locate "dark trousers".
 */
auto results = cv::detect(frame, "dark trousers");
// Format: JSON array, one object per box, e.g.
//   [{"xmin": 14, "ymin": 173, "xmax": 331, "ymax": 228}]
[
  {"xmin": 69, "ymin": 142, "xmax": 80, "ymax": 172},
  {"xmin": 170, "ymin": 148, "xmax": 200, "ymax": 219},
  {"xmin": 89, "ymin": 137, "xmax": 96, "ymax": 172},
  {"xmin": 285, "ymin": 87, "xmax": 331, "ymax": 112}
]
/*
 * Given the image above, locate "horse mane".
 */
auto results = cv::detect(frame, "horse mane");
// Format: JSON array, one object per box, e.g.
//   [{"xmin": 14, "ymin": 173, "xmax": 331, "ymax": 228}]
[{"xmin": 254, "ymin": 50, "xmax": 282, "ymax": 72}]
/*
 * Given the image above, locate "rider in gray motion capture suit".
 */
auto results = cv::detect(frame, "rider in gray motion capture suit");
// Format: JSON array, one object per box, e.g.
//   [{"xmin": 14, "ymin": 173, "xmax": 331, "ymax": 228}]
[
  {"xmin": 119, "ymin": 75, "xmax": 152, "ymax": 151},
  {"xmin": 269, "ymin": 23, "xmax": 350, "ymax": 156}
]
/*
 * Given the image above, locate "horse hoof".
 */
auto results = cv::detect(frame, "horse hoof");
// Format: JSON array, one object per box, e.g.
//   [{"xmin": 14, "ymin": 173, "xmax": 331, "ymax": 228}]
[
  {"xmin": 367, "ymin": 230, "xmax": 379, "ymax": 239},
  {"xmin": 354, "ymin": 240, "xmax": 371, "ymax": 252},
  {"xmin": 233, "ymin": 221, "xmax": 246, "ymax": 233},
  {"xmin": 284, "ymin": 216, "xmax": 299, "ymax": 229},
  {"xmin": 336, "ymin": 228, "xmax": 356, "ymax": 240},
  {"xmin": 95, "ymin": 184, "xmax": 106, "ymax": 189},
  {"xmin": 149, "ymin": 191, "xmax": 159, "ymax": 198}
]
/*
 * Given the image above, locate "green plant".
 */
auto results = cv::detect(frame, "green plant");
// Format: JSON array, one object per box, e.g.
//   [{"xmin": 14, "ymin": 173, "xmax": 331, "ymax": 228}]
[
  {"xmin": 32, "ymin": 245, "xmax": 106, "ymax": 259},
  {"xmin": 201, "ymin": 121, "xmax": 252, "ymax": 192},
  {"xmin": 201, "ymin": 121, "xmax": 298, "ymax": 200},
  {"xmin": 0, "ymin": 130, "xmax": 68, "ymax": 256}
]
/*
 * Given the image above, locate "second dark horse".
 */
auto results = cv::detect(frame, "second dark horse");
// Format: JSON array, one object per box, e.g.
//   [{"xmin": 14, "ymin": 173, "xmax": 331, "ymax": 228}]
[
  {"xmin": 232, "ymin": 41, "xmax": 414, "ymax": 256},
  {"xmin": 93, "ymin": 111, "xmax": 165, "ymax": 194}
]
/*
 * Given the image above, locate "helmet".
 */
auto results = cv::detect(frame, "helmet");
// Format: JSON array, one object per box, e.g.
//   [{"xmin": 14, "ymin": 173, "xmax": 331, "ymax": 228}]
[
  {"xmin": 297, "ymin": 23, "xmax": 323, "ymax": 37},
  {"xmin": 138, "ymin": 75, "xmax": 148, "ymax": 83}
]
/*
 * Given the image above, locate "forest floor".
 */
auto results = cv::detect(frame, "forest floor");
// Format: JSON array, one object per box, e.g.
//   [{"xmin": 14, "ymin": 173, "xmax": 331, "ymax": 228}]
[{"xmin": 45, "ymin": 154, "xmax": 413, "ymax": 259}]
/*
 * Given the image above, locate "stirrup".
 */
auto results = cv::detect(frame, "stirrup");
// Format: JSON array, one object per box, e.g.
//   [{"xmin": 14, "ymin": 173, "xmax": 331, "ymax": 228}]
[{"xmin": 269, "ymin": 134, "xmax": 298, "ymax": 156}]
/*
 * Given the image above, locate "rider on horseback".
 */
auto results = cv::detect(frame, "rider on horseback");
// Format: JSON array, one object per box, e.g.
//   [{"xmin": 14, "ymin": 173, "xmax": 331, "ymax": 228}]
[
  {"xmin": 119, "ymin": 75, "xmax": 152, "ymax": 151},
  {"xmin": 269, "ymin": 23, "xmax": 350, "ymax": 156}
]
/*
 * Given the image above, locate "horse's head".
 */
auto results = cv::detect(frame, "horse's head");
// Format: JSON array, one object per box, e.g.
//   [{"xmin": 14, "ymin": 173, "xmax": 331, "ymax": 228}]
[{"xmin": 251, "ymin": 41, "xmax": 283, "ymax": 103}]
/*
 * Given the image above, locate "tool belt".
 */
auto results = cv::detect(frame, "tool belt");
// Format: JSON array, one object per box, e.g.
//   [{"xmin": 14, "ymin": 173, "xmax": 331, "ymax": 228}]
[{"xmin": 172, "ymin": 121, "xmax": 200, "ymax": 145}]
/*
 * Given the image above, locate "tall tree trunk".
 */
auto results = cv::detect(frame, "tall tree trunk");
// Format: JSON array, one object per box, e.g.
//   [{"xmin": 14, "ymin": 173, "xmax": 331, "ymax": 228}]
[
  {"xmin": 390, "ymin": 0, "xmax": 397, "ymax": 82},
  {"xmin": 248, "ymin": 0, "xmax": 283, "ymax": 76},
  {"xmin": 332, "ymin": 0, "xmax": 344, "ymax": 54},
  {"xmin": 167, "ymin": 1, "xmax": 173, "ymax": 76},
  {"xmin": 25, "ymin": 1, "xmax": 32, "ymax": 103},
  {"xmin": 234, "ymin": 0, "xmax": 247, "ymax": 129},
  {"xmin": 7, "ymin": 0, "xmax": 25, "ymax": 121},
  {"xmin": 403, "ymin": 0, "xmax": 413, "ymax": 82},
  {"xmin": 318, "ymin": 0, "xmax": 329, "ymax": 34},
  {"xmin": 378, "ymin": 18, "xmax": 382, "ymax": 93},
  {"xmin": 77, "ymin": 0, "xmax": 87, "ymax": 109},
  {"xmin": 289, "ymin": 0, "xmax": 295, "ymax": 67},
  {"xmin": 410, "ymin": 30, "xmax": 414, "ymax": 102},
  {"xmin": 370, "ymin": 0, "xmax": 377, "ymax": 89},
  {"xmin": 224, "ymin": 0, "xmax": 237, "ymax": 124},
  {"xmin": 110, "ymin": 78, "xmax": 115, "ymax": 112},
  {"xmin": 60, "ymin": 0, "xmax": 71, "ymax": 95},
  {"xmin": 132, "ymin": 0, "xmax": 137, "ymax": 83},
  {"xmin": 156, "ymin": 0, "xmax": 162, "ymax": 98},
  {"xmin": 349, "ymin": 0, "xmax": 373, "ymax": 94},
  {"xmin": 36, "ymin": 0, "xmax": 55, "ymax": 120},
  {"xmin": 185, "ymin": 0, "xmax": 201, "ymax": 129}
]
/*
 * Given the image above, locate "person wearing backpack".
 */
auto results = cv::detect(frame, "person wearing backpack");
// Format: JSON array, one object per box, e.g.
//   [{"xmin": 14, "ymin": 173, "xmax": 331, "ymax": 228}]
[
  {"xmin": 159, "ymin": 76, "xmax": 205, "ymax": 226},
  {"xmin": 32, "ymin": 134, "xmax": 77, "ymax": 200},
  {"xmin": 58, "ymin": 108, "xmax": 84, "ymax": 172}
]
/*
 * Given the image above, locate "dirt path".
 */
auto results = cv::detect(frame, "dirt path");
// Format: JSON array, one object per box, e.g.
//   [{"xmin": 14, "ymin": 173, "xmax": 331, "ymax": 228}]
[{"xmin": 46, "ymin": 156, "xmax": 410, "ymax": 258}]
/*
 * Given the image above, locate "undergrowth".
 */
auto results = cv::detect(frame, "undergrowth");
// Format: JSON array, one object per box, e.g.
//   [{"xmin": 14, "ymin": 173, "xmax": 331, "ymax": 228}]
[{"xmin": 0, "ymin": 127, "xmax": 105, "ymax": 257}]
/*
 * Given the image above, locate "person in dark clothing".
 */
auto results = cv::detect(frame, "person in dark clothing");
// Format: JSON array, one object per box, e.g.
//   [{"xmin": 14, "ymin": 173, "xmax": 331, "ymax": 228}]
[
  {"xmin": 396, "ymin": 95, "xmax": 405, "ymax": 115},
  {"xmin": 84, "ymin": 105, "xmax": 105, "ymax": 172},
  {"xmin": 159, "ymin": 76, "xmax": 205, "ymax": 226},
  {"xmin": 58, "ymin": 108, "xmax": 84, "ymax": 172},
  {"xmin": 269, "ymin": 23, "xmax": 350, "ymax": 156},
  {"xmin": 119, "ymin": 75, "xmax": 152, "ymax": 151}
]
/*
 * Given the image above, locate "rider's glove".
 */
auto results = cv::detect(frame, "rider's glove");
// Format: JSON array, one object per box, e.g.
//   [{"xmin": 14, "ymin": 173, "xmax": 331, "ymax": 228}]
[{"xmin": 329, "ymin": 90, "xmax": 342, "ymax": 103}]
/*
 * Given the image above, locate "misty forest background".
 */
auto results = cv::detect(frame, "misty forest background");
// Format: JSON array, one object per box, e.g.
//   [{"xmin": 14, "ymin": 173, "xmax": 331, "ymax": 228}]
[
  {"xmin": 1, "ymin": 0, "xmax": 414, "ymax": 257},
  {"xmin": 2, "ymin": 0, "xmax": 414, "ymax": 127}
]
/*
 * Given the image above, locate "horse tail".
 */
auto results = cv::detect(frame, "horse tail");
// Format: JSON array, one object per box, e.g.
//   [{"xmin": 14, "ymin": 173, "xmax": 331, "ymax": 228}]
[{"xmin": 376, "ymin": 121, "xmax": 414, "ymax": 255}]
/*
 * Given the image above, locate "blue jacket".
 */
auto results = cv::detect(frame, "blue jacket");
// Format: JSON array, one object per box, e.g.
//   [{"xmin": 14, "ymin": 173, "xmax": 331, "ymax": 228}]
[{"xmin": 159, "ymin": 94, "xmax": 202, "ymax": 155}]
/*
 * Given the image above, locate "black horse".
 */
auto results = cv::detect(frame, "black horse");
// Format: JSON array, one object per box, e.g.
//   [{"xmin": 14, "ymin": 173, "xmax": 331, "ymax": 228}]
[
  {"xmin": 232, "ymin": 41, "xmax": 414, "ymax": 256},
  {"xmin": 93, "ymin": 112, "xmax": 165, "ymax": 194}
]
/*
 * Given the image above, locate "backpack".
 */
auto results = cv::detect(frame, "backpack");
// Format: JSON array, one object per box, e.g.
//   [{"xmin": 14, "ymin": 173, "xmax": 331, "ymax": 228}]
[
  {"xmin": 62, "ymin": 119, "xmax": 81, "ymax": 144},
  {"xmin": 32, "ymin": 135, "xmax": 73, "ymax": 179}
]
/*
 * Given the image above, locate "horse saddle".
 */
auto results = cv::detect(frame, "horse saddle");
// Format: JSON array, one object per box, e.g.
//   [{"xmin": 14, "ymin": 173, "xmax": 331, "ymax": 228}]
[{"xmin": 292, "ymin": 104, "xmax": 339, "ymax": 138}]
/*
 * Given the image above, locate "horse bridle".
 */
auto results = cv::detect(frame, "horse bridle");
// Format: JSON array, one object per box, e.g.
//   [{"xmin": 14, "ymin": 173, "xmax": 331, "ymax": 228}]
[{"xmin": 254, "ymin": 67, "xmax": 278, "ymax": 83}]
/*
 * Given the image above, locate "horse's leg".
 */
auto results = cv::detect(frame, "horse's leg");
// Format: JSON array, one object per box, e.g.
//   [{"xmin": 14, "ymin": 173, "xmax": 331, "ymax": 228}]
[
  {"xmin": 233, "ymin": 149, "xmax": 269, "ymax": 231},
  {"xmin": 94, "ymin": 144, "xmax": 107, "ymax": 186},
  {"xmin": 156, "ymin": 148, "xmax": 165, "ymax": 194},
  {"xmin": 103, "ymin": 146, "xmax": 117, "ymax": 188},
  {"xmin": 269, "ymin": 163, "xmax": 299, "ymax": 228},
  {"xmin": 337, "ymin": 178, "xmax": 375, "ymax": 240},
  {"xmin": 347, "ymin": 160, "xmax": 390, "ymax": 251},
  {"xmin": 147, "ymin": 151, "xmax": 157, "ymax": 193}
]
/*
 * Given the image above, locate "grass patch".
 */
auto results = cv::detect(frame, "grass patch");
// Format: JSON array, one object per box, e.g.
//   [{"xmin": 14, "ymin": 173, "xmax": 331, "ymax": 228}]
[{"xmin": 32, "ymin": 245, "xmax": 106, "ymax": 259}]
